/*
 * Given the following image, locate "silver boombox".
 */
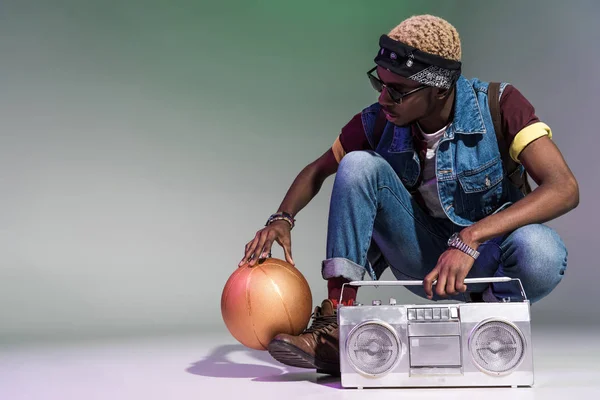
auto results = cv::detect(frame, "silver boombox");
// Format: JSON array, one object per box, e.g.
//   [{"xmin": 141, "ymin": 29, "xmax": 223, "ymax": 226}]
[{"xmin": 338, "ymin": 277, "xmax": 533, "ymax": 388}]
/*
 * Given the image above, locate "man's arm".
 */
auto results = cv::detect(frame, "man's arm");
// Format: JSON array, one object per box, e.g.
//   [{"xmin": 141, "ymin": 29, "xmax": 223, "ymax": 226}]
[
  {"xmin": 276, "ymin": 110, "xmax": 371, "ymax": 216},
  {"xmin": 461, "ymin": 135, "xmax": 579, "ymax": 247},
  {"xmin": 239, "ymin": 148, "xmax": 338, "ymax": 266},
  {"xmin": 423, "ymin": 135, "xmax": 579, "ymax": 298},
  {"xmin": 240, "ymin": 110, "xmax": 369, "ymax": 266},
  {"xmin": 275, "ymin": 148, "xmax": 339, "ymax": 217}
]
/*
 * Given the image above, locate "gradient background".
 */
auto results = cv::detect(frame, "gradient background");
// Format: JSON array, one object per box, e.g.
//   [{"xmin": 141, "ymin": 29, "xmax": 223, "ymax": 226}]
[{"xmin": 0, "ymin": 0, "xmax": 597, "ymax": 345}]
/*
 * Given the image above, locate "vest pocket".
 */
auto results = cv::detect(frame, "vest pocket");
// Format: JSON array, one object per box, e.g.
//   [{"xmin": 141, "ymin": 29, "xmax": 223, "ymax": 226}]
[
  {"xmin": 456, "ymin": 158, "xmax": 504, "ymax": 220},
  {"xmin": 457, "ymin": 158, "xmax": 503, "ymax": 193}
]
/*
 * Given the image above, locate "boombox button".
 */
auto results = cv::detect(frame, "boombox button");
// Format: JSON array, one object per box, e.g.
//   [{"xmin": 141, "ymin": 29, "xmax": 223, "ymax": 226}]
[
  {"xmin": 408, "ymin": 309, "xmax": 416, "ymax": 320},
  {"xmin": 450, "ymin": 307, "xmax": 459, "ymax": 318},
  {"xmin": 441, "ymin": 308, "xmax": 450, "ymax": 319},
  {"xmin": 424, "ymin": 309, "xmax": 433, "ymax": 320}
]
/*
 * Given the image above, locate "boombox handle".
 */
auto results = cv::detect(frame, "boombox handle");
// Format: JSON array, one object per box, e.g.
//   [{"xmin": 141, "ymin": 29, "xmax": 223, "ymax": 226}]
[{"xmin": 340, "ymin": 277, "xmax": 527, "ymax": 304}]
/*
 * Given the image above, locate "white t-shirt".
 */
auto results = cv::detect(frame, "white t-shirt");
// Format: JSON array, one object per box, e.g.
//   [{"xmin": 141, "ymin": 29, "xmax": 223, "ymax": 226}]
[{"xmin": 415, "ymin": 123, "xmax": 449, "ymax": 219}]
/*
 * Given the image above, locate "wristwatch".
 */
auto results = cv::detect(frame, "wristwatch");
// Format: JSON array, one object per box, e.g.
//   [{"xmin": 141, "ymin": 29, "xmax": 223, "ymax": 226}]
[{"xmin": 447, "ymin": 232, "xmax": 480, "ymax": 260}]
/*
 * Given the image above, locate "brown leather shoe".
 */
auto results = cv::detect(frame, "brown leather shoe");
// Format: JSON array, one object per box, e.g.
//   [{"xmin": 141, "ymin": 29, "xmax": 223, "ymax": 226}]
[{"xmin": 267, "ymin": 299, "xmax": 340, "ymax": 375}]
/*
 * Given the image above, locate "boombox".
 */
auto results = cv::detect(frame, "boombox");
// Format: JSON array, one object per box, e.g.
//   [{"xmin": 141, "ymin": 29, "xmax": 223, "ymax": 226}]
[{"xmin": 338, "ymin": 277, "xmax": 533, "ymax": 388}]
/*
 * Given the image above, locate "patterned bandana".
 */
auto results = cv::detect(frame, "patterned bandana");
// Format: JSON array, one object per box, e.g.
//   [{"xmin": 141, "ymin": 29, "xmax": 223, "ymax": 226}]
[{"xmin": 374, "ymin": 35, "xmax": 462, "ymax": 89}]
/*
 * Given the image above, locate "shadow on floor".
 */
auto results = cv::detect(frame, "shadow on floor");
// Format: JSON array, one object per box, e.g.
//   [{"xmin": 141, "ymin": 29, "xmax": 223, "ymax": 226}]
[{"xmin": 186, "ymin": 343, "xmax": 340, "ymax": 387}]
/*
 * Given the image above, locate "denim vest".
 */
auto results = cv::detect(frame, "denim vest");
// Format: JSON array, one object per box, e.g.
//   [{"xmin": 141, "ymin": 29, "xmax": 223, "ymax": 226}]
[{"xmin": 360, "ymin": 76, "xmax": 525, "ymax": 227}]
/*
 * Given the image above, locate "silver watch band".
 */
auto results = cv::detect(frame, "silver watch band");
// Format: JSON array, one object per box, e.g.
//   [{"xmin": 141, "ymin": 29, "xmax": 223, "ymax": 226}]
[{"xmin": 450, "ymin": 236, "xmax": 480, "ymax": 259}]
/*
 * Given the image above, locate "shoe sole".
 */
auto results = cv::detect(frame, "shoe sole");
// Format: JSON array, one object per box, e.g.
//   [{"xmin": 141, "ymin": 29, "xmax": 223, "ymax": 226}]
[{"xmin": 267, "ymin": 339, "xmax": 340, "ymax": 374}]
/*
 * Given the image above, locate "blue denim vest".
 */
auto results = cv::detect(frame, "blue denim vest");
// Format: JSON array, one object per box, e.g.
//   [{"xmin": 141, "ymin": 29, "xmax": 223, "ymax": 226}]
[{"xmin": 360, "ymin": 76, "xmax": 525, "ymax": 227}]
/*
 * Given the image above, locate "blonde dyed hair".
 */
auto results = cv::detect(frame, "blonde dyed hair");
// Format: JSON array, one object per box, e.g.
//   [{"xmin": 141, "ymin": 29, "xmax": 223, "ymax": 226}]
[{"xmin": 387, "ymin": 15, "xmax": 461, "ymax": 61}]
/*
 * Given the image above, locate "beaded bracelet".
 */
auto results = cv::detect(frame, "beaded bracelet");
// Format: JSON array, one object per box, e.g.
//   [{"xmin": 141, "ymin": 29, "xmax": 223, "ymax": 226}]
[{"xmin": 265, "ymin": 212, "xmax": 295, "ymax": 230}]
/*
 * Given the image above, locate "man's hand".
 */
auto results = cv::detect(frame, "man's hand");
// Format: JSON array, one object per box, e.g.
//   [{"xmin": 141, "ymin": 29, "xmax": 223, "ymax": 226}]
[
  {"xmin": 239, "ymin": 220, "xmax": 294, "ymax": 268},
  {"xmin": 423, "ymin": 248, "xmax": 476, "ymax": 299}
]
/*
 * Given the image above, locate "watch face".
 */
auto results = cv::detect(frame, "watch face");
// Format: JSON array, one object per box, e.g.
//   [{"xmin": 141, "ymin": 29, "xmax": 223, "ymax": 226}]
[{"xmin": 448, "ymin": 233, "xmax": 458, "ymax": 246}]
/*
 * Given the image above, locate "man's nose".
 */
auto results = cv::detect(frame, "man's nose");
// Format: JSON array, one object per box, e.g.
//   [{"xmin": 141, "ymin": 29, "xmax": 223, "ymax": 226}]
[{"xmin": 378, "ymin": 87, "xmax": 394, "ymax": 106}]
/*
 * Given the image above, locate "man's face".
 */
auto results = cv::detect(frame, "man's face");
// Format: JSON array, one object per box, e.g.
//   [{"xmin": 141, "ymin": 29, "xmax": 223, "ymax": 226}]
[{"xmin": 375, "ymin": 66, "xmax": 437, "ymax": 126}]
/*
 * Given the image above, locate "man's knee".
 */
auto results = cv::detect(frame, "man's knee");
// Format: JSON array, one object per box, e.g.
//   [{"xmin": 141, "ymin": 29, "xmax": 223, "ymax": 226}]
[
  {"xmin": 503, "ymin": 224, "xmax": 567, "ymax": 301},
  {"xmin": 507, "ymin": 225, "xmax": 567, "ymax": 271},
  {"xmin": 336, "ymin": 151, "xmax": 387, "ymax": 186}
]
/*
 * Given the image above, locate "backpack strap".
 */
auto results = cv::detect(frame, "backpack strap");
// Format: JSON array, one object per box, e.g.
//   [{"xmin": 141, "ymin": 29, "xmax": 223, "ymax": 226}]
[{"xmin": 488, "ymin": 82, "xmax": 531, "ymax": 195}]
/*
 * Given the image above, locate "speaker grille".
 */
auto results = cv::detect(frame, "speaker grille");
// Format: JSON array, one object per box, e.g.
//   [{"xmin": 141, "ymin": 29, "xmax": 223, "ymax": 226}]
[
  {"xmin": 346, "ymin": 321, "xmax": 400, "ymax": 376},
  {"xmin": 469, "ymin": 320, "xmax": 525, "ymax": 374}
]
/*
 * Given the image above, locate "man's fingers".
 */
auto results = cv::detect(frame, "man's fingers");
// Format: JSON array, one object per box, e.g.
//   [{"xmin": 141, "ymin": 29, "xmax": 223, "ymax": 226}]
[
  {"xmin": 455, "ymin": 268, "xmax": 469, "ymax": 293},
  {"xmin": 245, "ymin": 235, "xmax": 262, "ymax": 266},
  {"xmin": 239, "ymin": 240, "xmax": 256, "ymax": 266},
  {"xmin": 249, "ymin": 234, "xmax": 268, "ymax": 266},
  {"xmin": 446, "ymin": 271, "xmax": 457, "ymax": 296},
  {"xmin": 283, "ymin": 242, "xmax": 294, "ymax": 265},
  {"xmin": 436, "ymin": 269, "xmax": 449, "ymax": 297},
  {"xmin": 259, "ymin": 239, "xmax": 274, "ymax": 259},
  {"xmin": 275, "ymin": 235, "xmax": 294, "ymax": 265},
  {"xmin": 423, "ymin": 270, "xmax": 438, "ymax": 299}
]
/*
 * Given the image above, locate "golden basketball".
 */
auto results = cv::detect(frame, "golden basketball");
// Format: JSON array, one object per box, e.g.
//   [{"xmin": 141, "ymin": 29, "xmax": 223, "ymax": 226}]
[{"xmin": 221, "ymin": 257, "xmax": 313, "ymax": 350}]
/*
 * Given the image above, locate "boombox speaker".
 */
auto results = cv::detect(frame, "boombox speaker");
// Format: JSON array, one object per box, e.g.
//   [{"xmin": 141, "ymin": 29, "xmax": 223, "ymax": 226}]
[{"xmin": 338, "ymin": 277, "xmax": 533, "ymax": 388}]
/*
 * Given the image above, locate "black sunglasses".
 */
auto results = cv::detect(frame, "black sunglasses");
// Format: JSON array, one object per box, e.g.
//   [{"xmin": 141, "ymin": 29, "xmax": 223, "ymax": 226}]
[{"xmin": 367, "ymin": 66, "xmax": 428, "ymax": 104}]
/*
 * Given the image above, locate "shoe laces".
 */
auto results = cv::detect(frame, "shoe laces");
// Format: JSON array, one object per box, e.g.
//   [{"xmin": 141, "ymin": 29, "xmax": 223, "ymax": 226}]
[{"xmin": 304, "ymin": 310, "xmax": 337, "ymax": 336}]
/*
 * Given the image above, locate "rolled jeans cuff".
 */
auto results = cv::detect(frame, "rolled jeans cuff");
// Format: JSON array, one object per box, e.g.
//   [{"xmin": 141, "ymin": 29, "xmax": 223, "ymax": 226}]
[{"xmin": 321, "ymin": 257, "xmax": 372, "ymax": 281}]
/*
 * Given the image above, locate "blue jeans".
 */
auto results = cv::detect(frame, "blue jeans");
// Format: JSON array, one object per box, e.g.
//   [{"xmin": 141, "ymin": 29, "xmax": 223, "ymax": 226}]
[{"xmin": 321, "ymin": 151, "xmax": 567, "ymax": 304}]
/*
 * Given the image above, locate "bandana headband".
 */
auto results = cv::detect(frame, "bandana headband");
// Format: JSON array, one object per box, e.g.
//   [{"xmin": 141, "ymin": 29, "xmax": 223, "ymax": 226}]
[{"xmin": 374, "ymin": 35, "xmax": 462, "ymax": 89}]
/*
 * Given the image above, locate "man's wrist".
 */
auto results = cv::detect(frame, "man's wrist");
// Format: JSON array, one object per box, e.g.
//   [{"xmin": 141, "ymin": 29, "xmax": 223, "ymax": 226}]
[
  {"xmin": 460, "ymin": 226, "xmax": 481, "ymax": 249},
  {"xmin": 266, "ymin": 211, "xmax": 295, "ymax": 230},
  {"xmin": 448, "ymin": 231, "xmax": 480, "ymax": 260}
]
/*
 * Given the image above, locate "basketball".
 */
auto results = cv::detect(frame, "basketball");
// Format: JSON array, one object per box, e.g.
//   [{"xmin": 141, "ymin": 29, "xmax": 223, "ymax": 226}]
[{"xmin": 221, "ymin": 257, "xmax": 313, "ymax": 350}]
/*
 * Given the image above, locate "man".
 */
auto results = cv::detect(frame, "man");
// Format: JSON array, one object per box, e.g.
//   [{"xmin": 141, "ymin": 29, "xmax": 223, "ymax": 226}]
[{"xmin": 238, "ymin": 15, "xmax": 579, "ymax": 375}]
